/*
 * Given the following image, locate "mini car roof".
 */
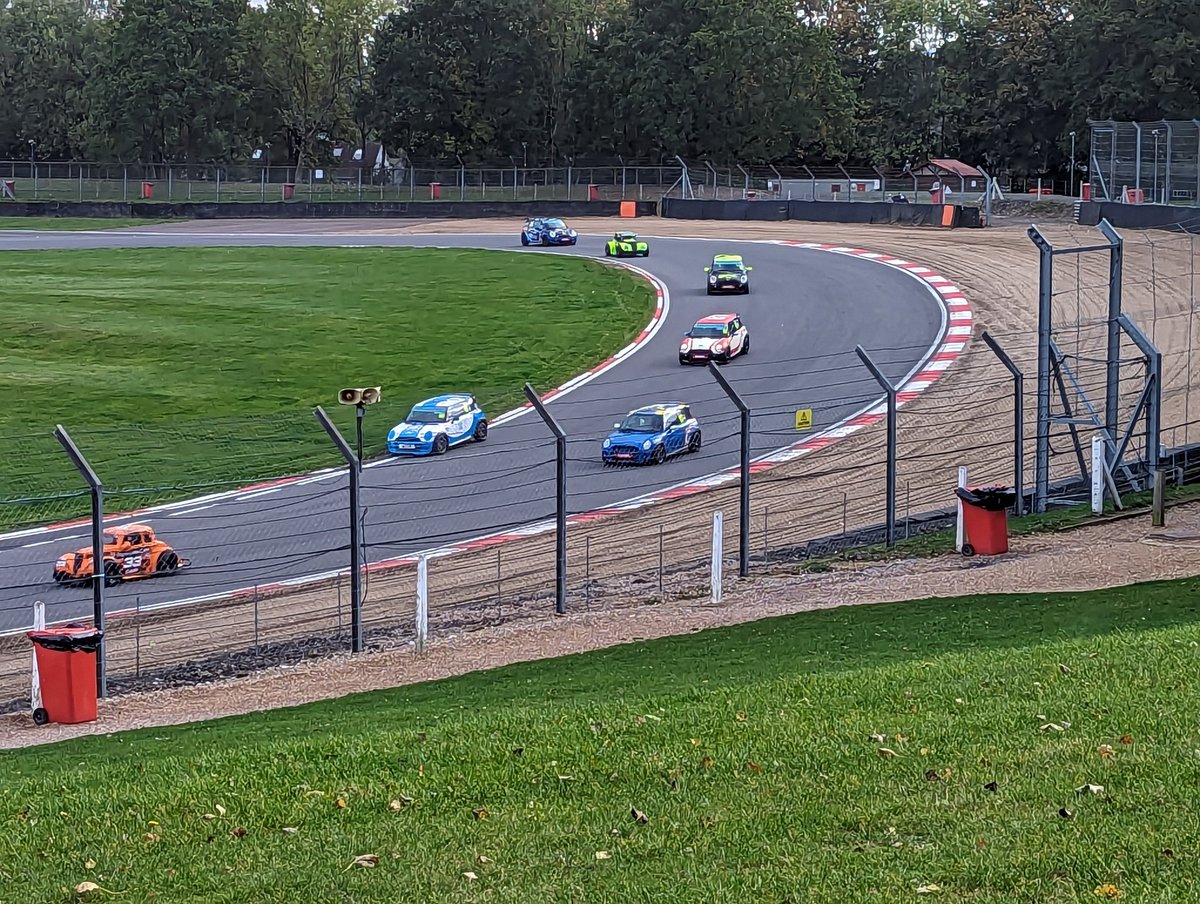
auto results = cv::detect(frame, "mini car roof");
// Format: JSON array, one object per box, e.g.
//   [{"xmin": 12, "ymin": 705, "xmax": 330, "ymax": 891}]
[
  {"xmin": 630, "ymin": 402, "xmax": 686, "ymax": 414},
  {"xmin": 696, "ymin": 312, "xmax": 738, "ymax": 323},
  {"xmin": 616, "ymin": 231, "xmax": 638, "ymax": 236},
  {"xmin": 712, "ymin": 253, "xmax": 744, "ymax": 262},
  {"xmin": 415, "ymin": 393, "xmax": 473, "ymax": 409}
]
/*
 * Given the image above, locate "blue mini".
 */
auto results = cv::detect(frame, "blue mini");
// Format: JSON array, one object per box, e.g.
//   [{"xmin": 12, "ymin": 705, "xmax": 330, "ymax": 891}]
[
  {"xmin": 521, "ymin": 217, "xmax": 578, "ymax": 246},
  {"xmin": 387, "ymin": 394, "xmax": 489, "ymax": 456},
  {"xmin": 601, "ymin": 403, "xmax": 702, "ymax": 466}
]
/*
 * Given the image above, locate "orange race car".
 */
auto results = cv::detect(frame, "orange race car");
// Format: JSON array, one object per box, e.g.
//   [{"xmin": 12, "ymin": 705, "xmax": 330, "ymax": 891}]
[{"xmin": 52, "ymin": 524, "xmax": 189, "ymax": 587}]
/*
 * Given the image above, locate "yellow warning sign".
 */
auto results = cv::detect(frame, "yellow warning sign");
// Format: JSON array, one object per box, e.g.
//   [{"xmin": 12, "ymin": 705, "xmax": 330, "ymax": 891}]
[{"xmin": 794, "ymin": 408, "xmax": 813, "ymax": 431}]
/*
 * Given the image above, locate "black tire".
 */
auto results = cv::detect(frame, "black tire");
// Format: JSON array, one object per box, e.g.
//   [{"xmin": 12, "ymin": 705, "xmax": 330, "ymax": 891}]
[
  {"xmin": 473, "ymin": 419, "xmax": 489, "ymax": 442},
  {"xmin": 743, "ymin": 335, "xmax": 750, "ymax": 356},
  {"xmin": 157, "ymin": 550, "xmax": 179, "ymax": 574},
  {"xmin": 678, "ymin": 357, "xmax": 688, "ymax": 366},
  {"xmin": 433, "ymin": 434, "xmax": 449, "ymax": 455},
  {"xmin": 643, "ymin": 248, "xmax": 650, "ymax": 257},
  {"xmin": 103, "ymin": 560, "xmax": 122, "ymax": 587},
  {"xmin": 962, "ymin": 543, "xmax": 975, "ymax": 557},
  {"xmin": 651, "ymin": 445, "xmax": 666, "ymax": 465},
  {"xmin": 687, "ymin": 431, "xmax": 702, "ymax": 453},
  {"xmin": 32, "ymin": 707, "xmax": 49, "ymax": 726},
  {"xmin": 604, "ymin": 245, "xmax": 612, "ymax": 257},
  {"xmin": 521, "ymin": 234, "xmax": 529, "ymax": 246}
]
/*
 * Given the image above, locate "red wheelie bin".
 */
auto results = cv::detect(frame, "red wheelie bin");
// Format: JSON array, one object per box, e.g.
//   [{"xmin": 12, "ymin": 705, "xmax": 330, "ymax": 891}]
[
  {"xmin": 955, "ymin": 485, "xmax": 1017, "ymax": 556},
  {"xmin": 27, "ymin": 625, "xmax": 103, "ymax": 725}
]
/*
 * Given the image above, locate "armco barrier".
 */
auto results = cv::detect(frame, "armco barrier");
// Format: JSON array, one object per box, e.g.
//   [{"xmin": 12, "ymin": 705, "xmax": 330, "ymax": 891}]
[
  {"xmin": 660, "ymin": 197, "xmax": 975, "ymax": 227},
  {"xmin": 0, "ymin": 199, "xmax": 660, "ymax": 220},
  {"xmin": 1076, "ymin": 201, "xmax": 1200, "ymax": 233}
]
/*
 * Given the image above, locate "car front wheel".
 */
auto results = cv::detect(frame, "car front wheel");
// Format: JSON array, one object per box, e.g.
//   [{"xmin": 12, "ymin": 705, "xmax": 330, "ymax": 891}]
[
  {"xmin": 651, "ymin": 445, "xmax": 666, "ymax": 465},
  {"xmin": 433, "ymin": 434, "xmax": 449, "ymax": 455},
  {"xmin": 687, "ymin": 431, "xmax": 702, "ymax": 453}
]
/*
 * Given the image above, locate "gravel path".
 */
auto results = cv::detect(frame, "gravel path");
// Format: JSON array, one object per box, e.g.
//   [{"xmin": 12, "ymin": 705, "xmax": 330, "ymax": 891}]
[{"xmin": 5, "ymin": 498, "xmax": 1198, "ymax": 750}]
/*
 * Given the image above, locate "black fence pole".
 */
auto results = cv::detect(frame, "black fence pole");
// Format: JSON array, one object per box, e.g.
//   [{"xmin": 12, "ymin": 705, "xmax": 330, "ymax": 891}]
[
  {"xmin": 706, "ymin": 361, "xmax": 751, "ymax": 577},
  {"xmin": 981, "ymin": 331, "xmax": 1026, "ymax": 516},
  {"xmin": 53, "ymin": 425, "xmax": 106, "ymax": 698},
  {"xmin": 854, "ymin": 347, "xmax": 899, "ymax": 547},
  {"xmin": 314, "ymin": 407, "xmax": 363, "ymax": 652},
  {"xmin": 524, "ymin": 383, "xmax": 568, "ymax": 614}
]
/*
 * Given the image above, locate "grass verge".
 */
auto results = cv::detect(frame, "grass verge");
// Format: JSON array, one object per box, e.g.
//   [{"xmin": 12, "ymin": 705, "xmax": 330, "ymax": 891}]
[
  {"xmin": 0, "ymin": 246, "xmax": 654, "ymax": 525},
  {"xmin": 0, "ymin": 217, "xmax": 169, "ymax": 230},
  {"xmin": 3, "ymin": 579, "xmax": 1199, "ymax": 901}
]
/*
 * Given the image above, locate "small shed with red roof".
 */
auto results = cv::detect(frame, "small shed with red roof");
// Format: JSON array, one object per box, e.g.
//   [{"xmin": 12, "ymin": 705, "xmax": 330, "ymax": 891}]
[{"xmin": 909, "ymin": 159, "xmax": 986, "ymax": 194}]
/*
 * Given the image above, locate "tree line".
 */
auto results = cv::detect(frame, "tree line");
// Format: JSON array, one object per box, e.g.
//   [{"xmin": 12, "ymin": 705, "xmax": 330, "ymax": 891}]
[{"xmin": 0, "ymin": 0, "xmax": 1196, "ymax": 179}]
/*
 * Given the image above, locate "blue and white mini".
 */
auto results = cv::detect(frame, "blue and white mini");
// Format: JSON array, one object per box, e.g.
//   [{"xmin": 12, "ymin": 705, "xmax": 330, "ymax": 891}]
[
  {"xmin": 521, "ymin": 216, "xmax": 578, "ymax": 246},
  {"xmin": 601, "ymin": 402, "xmax": 702, "ymax": 466},
  {"xmin": 387, "ymin": 394, "xmax": 489, "ymax": 456}
]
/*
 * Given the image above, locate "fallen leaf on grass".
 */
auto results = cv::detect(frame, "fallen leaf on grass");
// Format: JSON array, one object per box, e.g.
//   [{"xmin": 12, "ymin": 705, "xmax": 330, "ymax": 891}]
[
  {"xmin": 511, "ymin": 747, "xmax": 524, "ymax": 757},
  {"xmin": 870, "ymin": 733, "xmax": 887, "ymax": 743},
  {"xmin": 735, "ymin": 712, "xmax": 747, "ymax": 722},
  {"xmin": 73, "ymin": 881, "xmax": 112, "ymax": 897},
  {"xmin": 1040, "ymin": 722, "xmax": 1067, "ymax": 733},
  {"xmin": 878, "ymin": 747, "xmax": 898, "ymax": 758},
  {"xmin": 475, "ymin": 854, "xmax": 491, "ymax": 865},
  {"xmin": 1093, "ymin": 884, "xmax": 1123, "ymax": 899},
  {"xmin": 335, "ymin": 798, "xmax": 348, "ymax": 809},
  {"xmin": 1098, "ymin": 744, "xmax": 1115, "ymax": 759},
  {"xmin": 699, "ymin": 756, "xmax": 714, "ymax": 769},
  {"xmin": 594, "ymin": 851, "xmax": 611, "ymax": 860},
  {"xmin": 463, "ymin": 871, "xmax": 478, "ymax": 881},
  {"xmin": 700, "ymin": 816, "xmax": 716, "ymax": 829},
  {"xmin": 925, "ymin": 770, "xmax": 941, "ymax": 782},
  {"xmin": 347, "ymin": 854, "xmax": 379, "ymax": 870},
  {"xmin": 746, "ymin": 760, "xmax": 763, "ymax": 773},
  {"xmin": 84, "ymin": 859, "xmax": 96, "ymax": 870},
  {"xmin": 281, "ymin": 827, "xmax": 298, "ymax": 835},
  {"xmin": 1058, "ymin": 663, "xmax": 1071, "ymax": 675},
  {"xmin": 1059, "ymin": 808, "xmax": 1074, "ymax": 819},
  {"xmin": 388, "ymin": 797, "xmax": 413, "ymax": 811},
  {"xmin": 916, "ymin": 884, "xmax": 942, "ymax": 894},
  {"xmin": 1076, "ymin": 783, "xmax": 1105, "ymax": 795},
  {"xmin": 201, "ymin": 814, "xmax": 216, "ymax": 821},
  {"xmin": 214, "ymin": 804, "xmax": 226, "ymax": 817},
  {"xmin": 231, "ymin": 827, "xmax": 247, "ymax": 839},
  {"xmin": 630, "ymin": 807, "xmax": 648, "ymax": 824},
  {"xmin": 142, "ymin": 833, "xmax": 160, "ymax": 843},
  {"xmin": 472, "ymin": 807, "xmax": 490, "ymax": 821},
  {"xmin": 415, "ymin": 731, "xmax": 428, "ymax": 742},
  {"xmin": 690, "ymin": 737, "xmax": 701, "ymax": 746},
  {"xmin": 1120, "ymin": 735, "xmax": 1134, "ymax": 745}
]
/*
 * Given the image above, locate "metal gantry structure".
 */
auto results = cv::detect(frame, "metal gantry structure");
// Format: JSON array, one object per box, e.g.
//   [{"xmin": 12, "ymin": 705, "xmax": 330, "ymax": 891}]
[{"xmin": 1027, "ymin": 219, "xmax": 1162, "ymax": 513}]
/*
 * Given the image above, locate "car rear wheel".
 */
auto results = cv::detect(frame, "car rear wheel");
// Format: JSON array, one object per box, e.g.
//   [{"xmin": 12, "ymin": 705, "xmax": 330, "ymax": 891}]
[
  {"xmin": 433, "ymin": 434, "xmax": 449, "ymax": 455},
  {"xmin": 103, "ymin": 560, "xmax": 122, "ymax": 587},
  {"xmin": 473, "ymin": 420, "xmax": 489, "ymax": 442}
]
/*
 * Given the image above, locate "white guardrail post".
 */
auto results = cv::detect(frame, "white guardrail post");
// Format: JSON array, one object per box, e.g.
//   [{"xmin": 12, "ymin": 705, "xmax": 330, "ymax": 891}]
[
  {"xmin": 956, "ymin": 466, "xmax": 968, "ymax": 553},
  {"xmin": 30, "ymin": 600, "xmax": 45, "ymax": 713},
  {"xmin": 1091, "ymin": 435, "xmax": 1106, "ymax": 513},
  {"xmin": 711, "ymin": 510, "xmax": 724, "ymax": 603},
  {"xmin": 416, "ymin": 555, "xmax": 429, "ymax": 653}
]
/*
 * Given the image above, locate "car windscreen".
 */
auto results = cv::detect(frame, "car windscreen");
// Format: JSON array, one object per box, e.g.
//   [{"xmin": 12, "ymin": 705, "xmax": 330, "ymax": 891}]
[
  {"xmin": 618, "ymin": 414, "xmax": 664, "ymax": 432},
  {"xmin": 544, "ymin": 219, "xmax": 566, "ymax": 228},
  {"xmin": 406, "ymin": 410, "xmax": 446, "ymax": 424},
  {"xmin": 691, "ymin": 323, "xmax": 730, "ymax": 338},
  {"xmin": 712, "ymin": 261, "xmax": 743, "ymax": 271}
]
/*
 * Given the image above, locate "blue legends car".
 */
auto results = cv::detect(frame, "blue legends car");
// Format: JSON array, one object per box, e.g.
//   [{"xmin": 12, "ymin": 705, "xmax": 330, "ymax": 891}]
[
  {"xmin": 521, "ymin": 217, "xmax": 578, "ymax": 247},
  {"xmin": 387, "ymin": 394, "xmax": 488, "ymax": 456},
  {"xmin": 601, "ymin": 402, "xmax": 702, "ymax": 466}
]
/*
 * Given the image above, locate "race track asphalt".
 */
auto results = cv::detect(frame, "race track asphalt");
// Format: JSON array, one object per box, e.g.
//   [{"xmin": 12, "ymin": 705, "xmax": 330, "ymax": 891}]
[{"xmin": 0, "ymin": 229, "xmax": 944, "ymax": 632}]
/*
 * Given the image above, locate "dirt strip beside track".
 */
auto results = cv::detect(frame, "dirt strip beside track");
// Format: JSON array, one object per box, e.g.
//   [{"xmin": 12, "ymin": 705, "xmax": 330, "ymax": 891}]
[{"xmin": 1, "ymin": 219, "xmax": 1195, "ymax": 708}]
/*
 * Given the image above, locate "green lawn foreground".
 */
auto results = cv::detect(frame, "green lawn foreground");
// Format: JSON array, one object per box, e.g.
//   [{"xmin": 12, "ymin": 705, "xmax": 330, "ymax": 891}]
[
  {"xmin": 0, "ymin": 217, "xmax": 167, "ymax": 230},
  {"xmin": 3, "ymin": 581, "xmax": 1199, "ymax": 902},
  {"xmin": 0, "ymin": 246, "xmax": 653, "ymax": 521}
]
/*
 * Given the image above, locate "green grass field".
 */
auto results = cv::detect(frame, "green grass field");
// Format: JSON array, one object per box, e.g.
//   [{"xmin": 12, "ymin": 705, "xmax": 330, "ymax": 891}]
[
  {"xmin": 2, "ymin": 580, "xmax": 1197, "ymax": 901},
  {"xmin": 0, "ymin": 247, "xmax": 654, "ymax": 524},
  {"xmin": 0, "ymin": 217, "xmax": 167, "ymax": 230}
]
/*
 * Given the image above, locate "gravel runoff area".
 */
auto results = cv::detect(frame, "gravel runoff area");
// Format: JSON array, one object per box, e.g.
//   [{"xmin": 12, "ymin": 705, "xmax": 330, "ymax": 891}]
[{"xmin": 2, "ymin": 217, "xmax": 1197, "ymax": 748}]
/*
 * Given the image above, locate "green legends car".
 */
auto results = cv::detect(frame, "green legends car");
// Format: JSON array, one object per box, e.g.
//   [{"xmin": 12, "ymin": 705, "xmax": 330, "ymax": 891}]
[
  {"xmin": 704, "ymin": 253, "xmax": 752, "ymax": 294},
  {"xmin": 604, "ymin": 231, "xmax": 650, "ymax": 258}
]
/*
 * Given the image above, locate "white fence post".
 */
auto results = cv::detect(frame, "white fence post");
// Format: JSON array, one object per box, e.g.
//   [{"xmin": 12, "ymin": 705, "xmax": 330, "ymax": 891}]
[
  {"xmin": 30, "ymin": 600, "xmax": 45, "ymax": 713},
  {"xmin": 955, "ymin": 466, "xmax": 968, "ymax": 552},
  {"xmin": 1091, "ymin": 435, "xmax": 1106, "ymax": 514},
  {"xmin": 415, "ymin": 555, "xmax": 429, "ymax": 653},
  {"xmin": 711, "ymin": 511, "xmax": 724, "ymax": 604}
]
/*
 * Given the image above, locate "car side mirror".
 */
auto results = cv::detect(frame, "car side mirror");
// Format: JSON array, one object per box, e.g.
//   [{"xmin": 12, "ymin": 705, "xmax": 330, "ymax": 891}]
[
  {"xmin": 746, "ymin": 266, "xmax": 753, "ymax": 271},
  {"xmin": 703, "ymin": 266, "xmax": 711, "ymax": 272}
]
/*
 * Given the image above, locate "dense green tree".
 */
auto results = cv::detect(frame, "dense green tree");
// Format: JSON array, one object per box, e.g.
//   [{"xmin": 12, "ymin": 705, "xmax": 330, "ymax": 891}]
[
  {"xmin": 88, "ymin": 0, "xmax": 250, "ymax": 164},
  {"xmin": 0, "ymin": 0, "xmax": 99, "ymax": 159}
]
